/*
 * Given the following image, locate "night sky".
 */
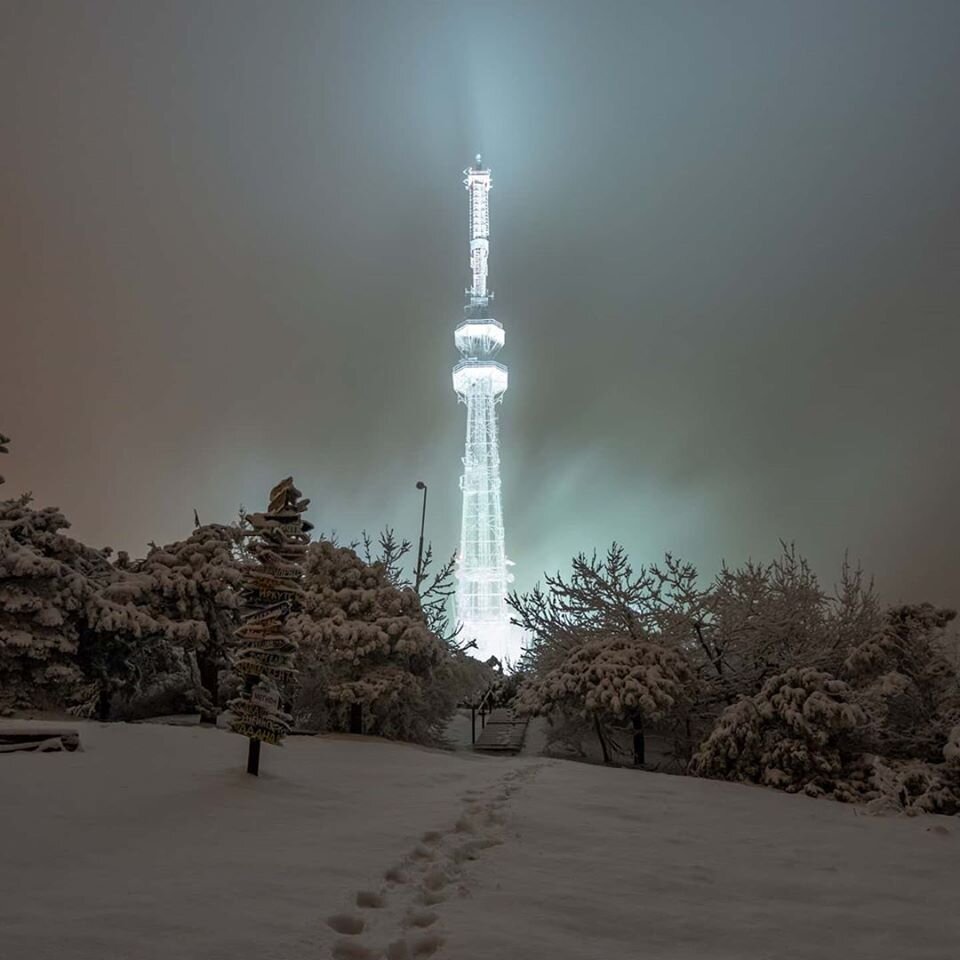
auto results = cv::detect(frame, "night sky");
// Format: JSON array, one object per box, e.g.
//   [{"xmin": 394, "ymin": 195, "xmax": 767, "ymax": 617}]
[{"xmin": 2, "ymin": 1, "xmax": 959, "ymax": 609}]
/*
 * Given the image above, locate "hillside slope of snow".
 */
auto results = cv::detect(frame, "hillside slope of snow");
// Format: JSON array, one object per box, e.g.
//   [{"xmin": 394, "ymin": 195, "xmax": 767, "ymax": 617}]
[{"xmin": 0, "ymin": 720, "xmax": 956, "ymax": 960}]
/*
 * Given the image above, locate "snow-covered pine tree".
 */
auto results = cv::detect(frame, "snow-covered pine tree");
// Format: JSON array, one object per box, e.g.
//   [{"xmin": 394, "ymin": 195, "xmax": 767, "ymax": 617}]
[
  {"xmin": 293, "ymin": 539, "xmax": 456, "ymax": 744},
  {"xmin": 0, "ymin": 494, "xmax": 168, "ymax": 716},
  {"xmin": 0, "ymin": 496, "xmax": 90, "ymax": 707},
  {"xmin": 690, "ymin": 666, "xmax": 868, "ymax": 798},
  {"xmin": 137, "ymin": 524, "xmax": 243, "ymax": 719},
  {"xmin": 356, "ymin": 528, "xmax": 465, "ymax": 652},
  {"xmin": 228, "ymin": 477, "xmax": 310, "ymax": 774}
]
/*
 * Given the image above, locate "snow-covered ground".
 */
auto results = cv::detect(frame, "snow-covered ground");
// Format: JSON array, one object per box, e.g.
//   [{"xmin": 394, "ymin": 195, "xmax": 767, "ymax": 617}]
[{"xmin": 0, "ymin": 720, "xmax": 956, "ymax": 960}]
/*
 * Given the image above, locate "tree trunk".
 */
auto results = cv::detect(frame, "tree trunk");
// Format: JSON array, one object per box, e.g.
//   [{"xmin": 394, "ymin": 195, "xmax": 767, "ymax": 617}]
[
  {"xmin": 246, "ymin": 738, "xmax": 261, "ymax": 776},
  {"xmin": 349, "ymin": 702, "xmax": 363, "ymax": 735},
  {"xmin": 196, "ymin": 650, "xmax": 219, "ymax": 724},
  {"xmin": 594, "ymin": 715, "xmax": 611, "ymax": 764},
  {"xmin": 96, "ymin": 686, "xmax": 112, "ymax": 722},
  {"xmin": 632, "ymin": 715, "xmax": 645, "ymax": 767}
]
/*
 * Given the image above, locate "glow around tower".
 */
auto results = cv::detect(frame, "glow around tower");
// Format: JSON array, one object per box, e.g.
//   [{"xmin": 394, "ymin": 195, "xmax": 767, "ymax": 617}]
[{"xmin": 453, "ymin": 156, "xmax": 514, "ymax": 664}]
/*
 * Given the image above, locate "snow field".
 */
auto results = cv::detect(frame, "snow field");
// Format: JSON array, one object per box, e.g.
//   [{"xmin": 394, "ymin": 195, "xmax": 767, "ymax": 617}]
[{"xmin": 0, "ymin": 720, "xmax": 957, "ymax": 960}]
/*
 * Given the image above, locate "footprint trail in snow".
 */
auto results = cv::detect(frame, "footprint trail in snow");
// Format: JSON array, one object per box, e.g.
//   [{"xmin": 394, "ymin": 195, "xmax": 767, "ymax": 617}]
[{"xmin": 324, "ymin": 762, "xmax": 543, "ymax": 958}]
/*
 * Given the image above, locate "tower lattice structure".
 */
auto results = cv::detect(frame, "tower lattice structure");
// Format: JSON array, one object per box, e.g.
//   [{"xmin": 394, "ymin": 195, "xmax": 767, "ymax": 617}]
[{"xmin": 453, "ymin": 156, "xmax": 512, "ymax": 662}]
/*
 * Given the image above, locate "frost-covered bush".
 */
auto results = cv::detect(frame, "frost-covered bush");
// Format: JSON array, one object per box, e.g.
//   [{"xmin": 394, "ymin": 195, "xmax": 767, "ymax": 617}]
[
  {"xmin": 691, "ymin": 667, "xmax": 867, "ymax": 797},
  {"xmin": 110, "ymin": 645, "xmax": 204, "ymax": 721},
  {"xmin": 292, "ymin": 540, "xmax": 457, "ymax": 744},
  {"xmin": 863, "ymin": 755, "xmax": 960, "ymax": 817},
  {"xmin": 844, "ymin": 603, "xmax": 959, "ymax": 762}
]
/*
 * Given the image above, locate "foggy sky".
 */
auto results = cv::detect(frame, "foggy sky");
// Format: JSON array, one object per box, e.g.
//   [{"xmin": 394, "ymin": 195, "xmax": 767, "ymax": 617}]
[{"xmin": 2, "ymin": 0, "xmax": 959, "ymax": 609}]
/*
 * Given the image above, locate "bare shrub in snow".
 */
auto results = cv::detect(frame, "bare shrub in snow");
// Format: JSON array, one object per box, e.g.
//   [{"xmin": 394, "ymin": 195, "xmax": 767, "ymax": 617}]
[{"xmin": 700, "ymin": 544, "xmax": 835, "ymax": 703}]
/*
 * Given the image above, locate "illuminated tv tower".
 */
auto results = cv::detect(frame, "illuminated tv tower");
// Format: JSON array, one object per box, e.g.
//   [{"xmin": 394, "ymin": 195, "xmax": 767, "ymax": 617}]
[{"xmin": 453, "ymin": 155, "xmax": 513, "ymax": 663}]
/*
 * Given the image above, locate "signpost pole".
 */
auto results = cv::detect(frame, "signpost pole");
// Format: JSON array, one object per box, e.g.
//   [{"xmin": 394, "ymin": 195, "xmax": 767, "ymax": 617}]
[{"xmin": 247, "ymin": 738, "xmax": 261, "ymax": 776}]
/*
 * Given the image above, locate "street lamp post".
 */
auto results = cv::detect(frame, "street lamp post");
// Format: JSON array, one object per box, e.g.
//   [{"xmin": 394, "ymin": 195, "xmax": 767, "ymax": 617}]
[{"xmin": 415, "ymin": 481, "xmax": 428, "ymax": 593}]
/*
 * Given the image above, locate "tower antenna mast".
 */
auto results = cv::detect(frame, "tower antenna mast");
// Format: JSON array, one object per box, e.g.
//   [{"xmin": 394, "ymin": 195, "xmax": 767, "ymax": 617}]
[{"xmin": 452, "ymin": 155, "xmax": 513, "ymax": 662}]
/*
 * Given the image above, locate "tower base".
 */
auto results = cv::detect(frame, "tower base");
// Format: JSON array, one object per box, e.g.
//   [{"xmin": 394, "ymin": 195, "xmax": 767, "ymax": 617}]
[{"xmin": 460, "ymin": 619, "xmax": 522, "ymax": 667}]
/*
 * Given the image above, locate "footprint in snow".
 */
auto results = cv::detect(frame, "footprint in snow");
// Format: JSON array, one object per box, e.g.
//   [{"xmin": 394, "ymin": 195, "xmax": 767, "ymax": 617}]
[
  {"xmin": 386, "ymin": 934, "xmax": 446, "ymax": 959},
  {"xmin": 417, "ymin": 889, "xmax": 447, "ymax": 906},
  {"xmin": 452, "ymin": 840, "xmax": 484, "ymax": 864},
  {"xmin": 327, "ymin": 913, "xmax": 365, "ymax": 935},
  {"xmin": 411, "ymin": 933, "xmax": 446, "ymax": 956},
  {"xmin": 404, "ymin": 908, "xmax": 439, "ymax": 929},
  {"xmin": 421, "ymin": 868, "xmax": 451, "ymax": 892},
  {"xmin": 331, "ymin": 939, "xmax": 378, "ymax": 960},
  {"xmin": 355, "ymin": 890, "xmax": 386, "ymax": 909},
  {"xmin": 454, "ymin": 814, "xmax": 477, "ymax": 834},
  {"xmin": 385, "ymin": 941, "xmax": 411, "ymax": 960},
  {"xmin": 385, "ymin": 866, "xmax": 410, "ymax": 885}
]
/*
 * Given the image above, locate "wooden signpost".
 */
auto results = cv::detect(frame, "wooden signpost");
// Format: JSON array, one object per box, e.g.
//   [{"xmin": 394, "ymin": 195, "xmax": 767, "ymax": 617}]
[{"xmin": 228, "ymin": 477, "xmax": 312, "ymax": 776}]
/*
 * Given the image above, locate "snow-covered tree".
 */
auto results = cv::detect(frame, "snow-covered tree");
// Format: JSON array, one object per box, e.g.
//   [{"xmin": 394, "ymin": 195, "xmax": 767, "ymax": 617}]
[
  {"xmin": 135, "ymin": 524, "xmax": 243, "ymax": 719},
  {"xmin": 0, "ymin": 496, "xmax": 91, "ymax": 706},
  {"xmin": 511, "ymin": 545, "xmax": 680, "ymax": 674},
  {"xmin": 510, "ymin": 545, "xmax": 698, "ymax": 764},
  {"xmin": 293, "ymin": 539, "xmax": 456, "ymax": 744},
  {"xmin": 517, "ymin": 633, "xmax": 694, "ymax": 764},
  {"xmin": 0, "ymin": 494, "xmax": 168, "ymax": 716},
  {"xmin": 412, "ymin": 544, "xmax": 462, "ymax": 649},
  {"xmin": 701, "ymin": 543, "xmax": 830, "ymax": 703},
  {"xmin": 690, "ymin": 666, "xmax": 868, "ymax": 798},
  {"xmin": 353, "ymin": 528, "xmax": 463, "ymax": 650},
  {"xmin": 844, "ymin": 603, "xmax": 959, "ymax": 762}
]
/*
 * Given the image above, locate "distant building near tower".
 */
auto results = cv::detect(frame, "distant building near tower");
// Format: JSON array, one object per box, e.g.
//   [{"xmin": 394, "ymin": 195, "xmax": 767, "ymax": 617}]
[{"xmin": 453, "ymin": 156, "xmax": 514, "ymax": 663}]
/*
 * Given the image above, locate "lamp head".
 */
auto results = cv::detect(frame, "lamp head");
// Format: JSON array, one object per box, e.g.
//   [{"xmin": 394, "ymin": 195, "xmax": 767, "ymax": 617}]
[{"xmin": 416, "ymin": 480, "xmax": 427, "ymax": 490}]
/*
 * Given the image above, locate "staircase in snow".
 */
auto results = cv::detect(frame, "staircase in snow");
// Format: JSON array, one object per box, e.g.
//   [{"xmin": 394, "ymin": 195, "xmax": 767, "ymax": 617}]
[{"xmin": 473, "ymin": 708, "xmax": 529, "ymax": 753}]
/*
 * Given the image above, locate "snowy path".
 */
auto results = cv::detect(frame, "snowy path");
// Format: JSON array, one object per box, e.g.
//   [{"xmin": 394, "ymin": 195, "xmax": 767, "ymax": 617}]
[{"xmin": 0, "ymin": 721, "xmax": 957, "ymax": 959}]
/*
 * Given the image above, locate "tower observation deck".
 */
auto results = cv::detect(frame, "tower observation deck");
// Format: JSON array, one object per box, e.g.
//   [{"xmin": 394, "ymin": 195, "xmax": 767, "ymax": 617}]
[{"xmin": 453, "ymin": 156, "xmax": 513, "ymax": 663}]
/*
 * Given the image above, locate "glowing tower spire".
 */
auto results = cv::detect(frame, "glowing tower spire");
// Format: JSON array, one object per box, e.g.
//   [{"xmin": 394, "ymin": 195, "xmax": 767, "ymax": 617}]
[{"xmin": 453, "ymin": 155, "xmax": 513, "ymax": 663}]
